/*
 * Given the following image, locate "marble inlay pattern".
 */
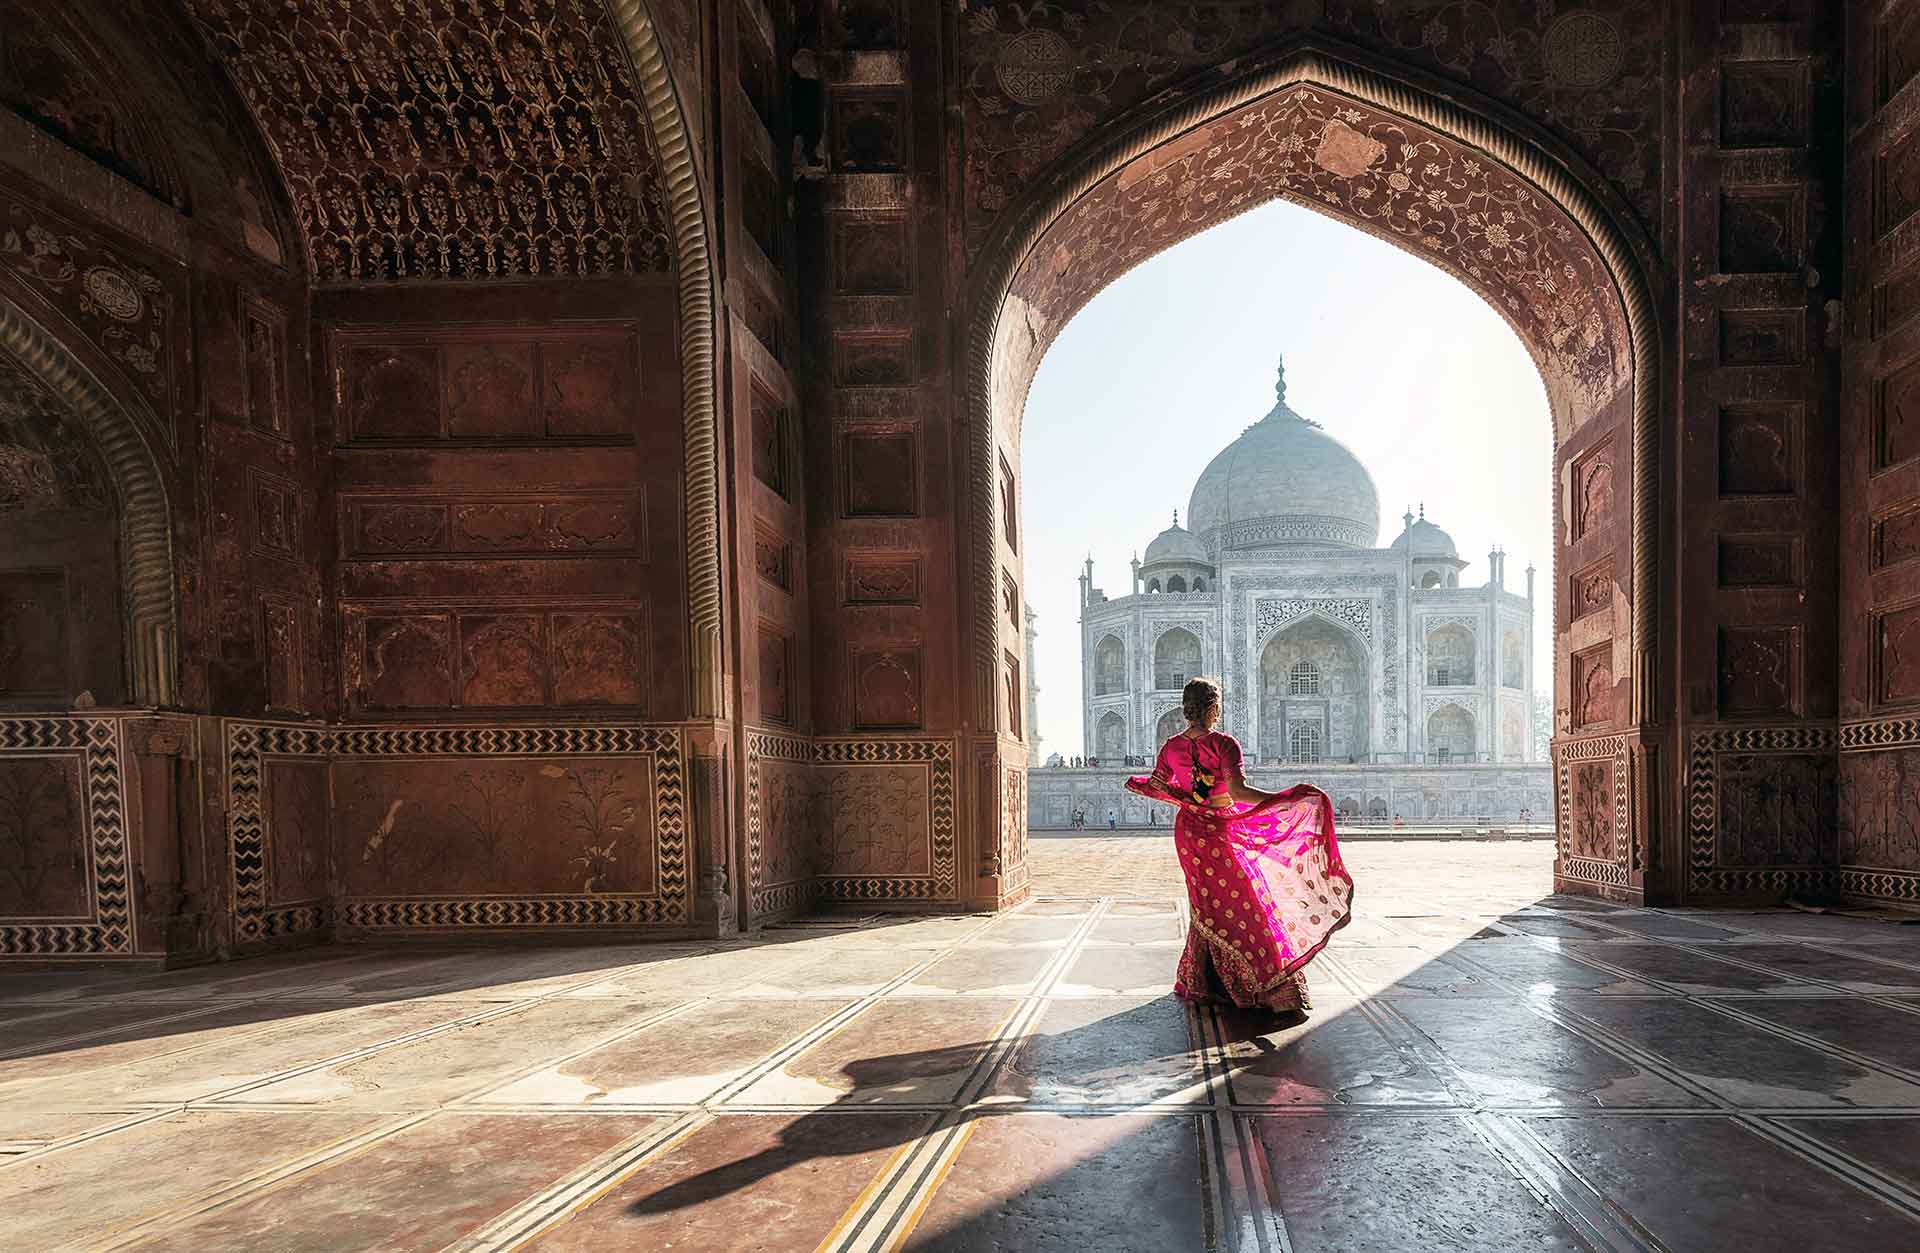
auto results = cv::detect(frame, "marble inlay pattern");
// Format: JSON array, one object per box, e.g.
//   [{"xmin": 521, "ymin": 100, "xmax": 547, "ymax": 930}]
[{"xmin": 6, "ymin": 838, "xmax": 1920, "ymax": 1249}]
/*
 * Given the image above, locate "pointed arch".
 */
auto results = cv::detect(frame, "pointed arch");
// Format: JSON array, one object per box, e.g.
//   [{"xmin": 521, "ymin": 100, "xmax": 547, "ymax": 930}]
[
  {"xmin": 606, "ymin": 0, "xmax": 722, "ymax": 717},
  {"xmin": 0, "ymin": 291, "xmax": 175, "ymax": 705}
]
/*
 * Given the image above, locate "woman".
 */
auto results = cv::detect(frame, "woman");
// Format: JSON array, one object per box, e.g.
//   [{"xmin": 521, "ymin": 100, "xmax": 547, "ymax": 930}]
[{"xmin": 1126, "ymin": 676, "xmax": 1353, "ymax": 1014}]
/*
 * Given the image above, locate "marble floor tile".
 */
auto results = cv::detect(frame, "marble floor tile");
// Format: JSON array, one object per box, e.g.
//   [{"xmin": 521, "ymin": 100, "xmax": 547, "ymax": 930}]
[
  {"xmin": 1522, "ymin": 1114, "xmax": 1920, "ymax": 1249},
  {"xmin": 1560, "ymin": 941, "xmax": 1824, "ymax": 993},
  {"xmin": 1728, "ymin": 998, "xmax": 1920, "ymax": 1074},
  {"xmin": 1779, "ymin": 1115, "xmax": 1920, "ymax": 1192},
  {"xmin": 1214, "ymin": 1000, "xmax": 1454, "ymax": 1106},
  {"xmin": 527, "ymin": 1111, "xmax": 932, "ymax": 1250},
  {"xmin": 1052, "ymin": 943, "xmax": 1186, "ymax": 996},
  {"xmin": 477, "ymin": 998, "xmax": 848, "ymax": 1107},
  {"xmin": 1255, "ymin": 1113, "xmax": 1586, "ymax": 1250},
  {"xmin": 732, "ymin": 998, "xmax": 1017, "ymax": 1106},
  {"xmin": 892, "ymin": 944, "xmax": 1057, "ymax": 996},
  {"xmin": 987, "ymin": 995, "xmax": 1205, "ymax": 1106},
  {"xmin": 903, "ymin": 1113, "xmax": 1211, "ymax": 1250}
]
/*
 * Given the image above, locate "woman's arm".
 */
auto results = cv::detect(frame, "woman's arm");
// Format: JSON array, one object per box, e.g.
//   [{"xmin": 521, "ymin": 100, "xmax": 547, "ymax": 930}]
[{"xmin": 1226, "ymin": 777, "xmax": 1279, "ymax": 806}]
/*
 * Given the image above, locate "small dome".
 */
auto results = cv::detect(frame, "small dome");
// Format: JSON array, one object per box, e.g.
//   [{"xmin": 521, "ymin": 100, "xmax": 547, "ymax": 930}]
[
  {"xmin": 1390, "ymin": 512, "xmax": 1458, "ymax": 558},
  {"xmin": 1143, "ymin": 512, "xmax": 1210, "ymax": 565},
  {"xmin": 1186, "ymin": 356, "xmax": 1380, "ymax": 550}
]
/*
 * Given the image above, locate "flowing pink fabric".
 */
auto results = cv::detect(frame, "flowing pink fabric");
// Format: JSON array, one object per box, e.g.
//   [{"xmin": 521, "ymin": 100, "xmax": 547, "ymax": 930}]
[{"xmin": 1127, "ymin": 732, "xmax": 1354, "ymax": 1012}]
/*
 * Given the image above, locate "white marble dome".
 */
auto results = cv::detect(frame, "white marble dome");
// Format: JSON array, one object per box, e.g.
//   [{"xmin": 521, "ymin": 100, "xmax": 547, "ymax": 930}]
[
  {"xmin": 1143, "ymin": 514, "xmax": 1210, "ymax": 564},
  {"xmin": 1390, "ymin": 514, "xmax": 1459, "ymax": 558},
  {"xmin": 1186, "ymin": 363, "xmax": 1380, "ymax": 550}
]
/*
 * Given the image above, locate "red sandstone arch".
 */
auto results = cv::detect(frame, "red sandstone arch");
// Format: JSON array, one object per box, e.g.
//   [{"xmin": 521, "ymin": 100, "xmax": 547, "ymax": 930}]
[{"xmin": 965, "ymin": 38, "xmax": 1661, "ymax": 901}]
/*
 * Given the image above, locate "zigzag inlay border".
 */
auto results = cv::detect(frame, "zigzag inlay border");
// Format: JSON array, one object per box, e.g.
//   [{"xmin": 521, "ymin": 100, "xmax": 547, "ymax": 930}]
[
  {"xmin": 815, "ymin": 737, "xmax": 959, "ymax": 904},
  {"xmin": 227, "ymin": 720, "xmax": 691, "ymax": 942},
  {"xmin": 0, "ymin": 717, "xmax": 131, "ymax": 957},
  {"xmin": 1840, "ymin": 714, "xmax": 1920, "ymax": 752},
  {"xmin": 1685, "ymin": 723, "xmax": 1837, "ymax": 895}
]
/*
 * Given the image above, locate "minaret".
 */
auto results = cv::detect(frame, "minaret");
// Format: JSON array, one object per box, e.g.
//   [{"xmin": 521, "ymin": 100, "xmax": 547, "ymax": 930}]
[
  {"xmin": 1129, "ymin": 552, "xmax": 1141, "ymax": 596},
  {"xmin": 1024, "ymin": 605, "xmax": 1042, "ymax": 766},
  {"xmin": 1078, "ymin": 555, "xmax": 1093, "ymax": 610},
  {"xmin": 1525, "ymin": 561, "xmax": 1536, "ymax": 605}
]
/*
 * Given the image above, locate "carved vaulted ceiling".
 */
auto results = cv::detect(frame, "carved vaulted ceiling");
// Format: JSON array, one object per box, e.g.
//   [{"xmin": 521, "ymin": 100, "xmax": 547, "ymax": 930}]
[{"xmin": 184, "ymin": 0, "xmax": 674, "ymax": 283}]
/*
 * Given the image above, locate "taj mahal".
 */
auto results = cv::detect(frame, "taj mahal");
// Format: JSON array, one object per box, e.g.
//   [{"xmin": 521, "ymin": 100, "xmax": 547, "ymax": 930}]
[{"xmin": 1030, "ymin": 358, "xmax": 1555, "ymax": 828}]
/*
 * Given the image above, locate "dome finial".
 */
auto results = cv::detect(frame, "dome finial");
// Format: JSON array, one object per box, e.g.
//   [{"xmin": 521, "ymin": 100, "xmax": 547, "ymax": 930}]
[
  {"xmin": 1274, "ymin": 352, "xmax": 1287, "ymax": 404},
  {"xmin": 1418, "ymin": 501, "xmax": 1425, "ymax": 520},
  {"xmin": 1172, "ymin": 508, "xmax": 1179, "ymax": 528}
]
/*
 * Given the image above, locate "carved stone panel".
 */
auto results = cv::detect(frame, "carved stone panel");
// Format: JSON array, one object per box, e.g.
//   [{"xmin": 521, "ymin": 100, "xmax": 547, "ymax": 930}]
[
  {"xmin": 1570, "ymin": 437, "xmax": 1615, "ymax": 541},
  {"xmin": 751, "ymin": 386, "xmax": 794, "ymax": 500},
  {"xmin": 1876, "ymin": 356, "xmax": 1920, "ymax": 471},
  {"xmin": 1718, "ymin": 308, "xmax": 1804, "ymax": 366},
  {"xmin": 1719, "ymin": 403, "xmax": 1799, "ymax": 496},
  {"xmin": 759, "ymin": 625, "xmax": 791, "ymax": 726},
  {"xmin": 264, "ymin": 760, "xmax": 329, "ymax": 906},
  {"xmin": 754, "ymin": 524, "xmax": 792, "ymax": 593},
  {"xmin": 1881, "ymin": 124, "xmax": 1920, "ymax": 239},
  {"xmin": 446, "ymin": 343, "xmax": 537, "ymax": 438},
  {"xmin": 1567, "ymin": 760, "xmax": 1614, "ymax": 862},
  {"xmin": 1572, "ymin": 642, "xmax": 1615, "ymax": 730},
  {"xmin": 242, "ymin": 299, "xmax": 289, "ymax": 438},
  {"xmin": 1720, "ymin": 189, "xmax": 1804, "ymax": 274},
  {"xmin": 833, "ymin": 92, "xmax": 908, "ymax": 172},
  {"xmin": 846, "ymin": 555, "xmax": 920, "ymax": 605},
  {"xmin": 460, "ymin": 616, "xmax": 547, "ymax": 707},
  {"xmin": 1876, "ymin": 602, "xmax": 1920, "ymax": 707},
  {"xmin": 262, "ymin": 595, "xmax": 303, "ymax": 714},
  {"xmin": 248, "ymin": 469, "xmax": 297, "ymax": 559},
  {"xmin": 1715, "ymin": 753, "xmax": 1834, "ymax": 868},
  {"xmin": 833, "ymin": 333, "xmax": 914, "ymax": 387},
  {"xmin": 333, "ymin": 757, "xmax": 658, "ymax": 898},
  {"xmin": 1570, "ymin": 558, "xmax": 1614, "ymax": 622},
  {"xmin": 0, "ymin": 753, "xmax": 87, "ymax": 917},
  {"xmin": 1720, "ymin": 61, "xmax": 1808, "ymax": 149},
  {"xmin": 832, "ymin": 217, "xmax": 912, "ymax": 294},
  {"xmin": 817, "ymin": 765, "xmax": 930, "ymax": 877},
  {"xmin": 853, "ymin": 648, "xmax": 922, "ymax": 729},
  {"xmin": 346, "ymin": 493, "xmax": 641, "ymax": 558},
  {"xmin": 346, "ymin": 346, "xmax": 441, "ymax": 440},
  {"xmin": 551, "ymin": 614, "xmax": 645, "ymax": 708},
  {"xmin": 1873, "ymin": 504, "xmax": 1920, "ymax": 574},
  {"xmin": 543, "ymin": 341, "xmax": 635, "ymax": 437},
  {"xmin": 1719, "ymin": 534, "xmax": 1801, "ymax": 588},
  {"xmin": 356, "ymin": 614, "xmax": 456, "ymax": 711},
  {"xmin": 843, "ymin": 430, "xmax": 917, "ymax": 517},
  {"xmin": 1719, "ymin": 626, "xmax": 1800, "ymax": 717},
  {"xmin": 1839, "ymin": 748, "xmax": 1920, "ymax": 870}
]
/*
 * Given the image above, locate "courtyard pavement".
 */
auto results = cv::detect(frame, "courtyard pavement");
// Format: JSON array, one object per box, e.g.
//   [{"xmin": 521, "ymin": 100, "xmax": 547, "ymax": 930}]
[{"xmin": 4, "ymin": 837, "xmax": 1920, "ymax": 1250}]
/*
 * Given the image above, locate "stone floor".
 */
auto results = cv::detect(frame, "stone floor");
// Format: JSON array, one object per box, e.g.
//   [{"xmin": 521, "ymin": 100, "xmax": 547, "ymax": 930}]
[{"xmin": 6, "ymin": 837, "xmax": 1920, "ymax": 1251}]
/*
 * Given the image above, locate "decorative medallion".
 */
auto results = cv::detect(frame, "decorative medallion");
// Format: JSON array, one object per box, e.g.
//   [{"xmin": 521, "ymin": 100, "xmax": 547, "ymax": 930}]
[
  {"xmin": 81, "ymin": 266, "xmax": 142, "ymax": 322},
  {"xmin": 1546, "ymin": 12, "xmax": 1624, "ymax": 89},
  {"xmin": 996, "ymin": 30, "xmax": 1074, "ymax": 106}
]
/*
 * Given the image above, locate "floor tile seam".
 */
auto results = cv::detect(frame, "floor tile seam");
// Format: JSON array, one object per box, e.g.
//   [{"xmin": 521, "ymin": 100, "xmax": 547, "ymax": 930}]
[
  {"xmin": 180, "ymin": 953, "xmax": 715, "ymax": 1110},
  {"xmin": 1733, "ymin": 1113, "xmax": 1920, "ymax": 1222},
  {"xmin": 823, "ymin": 1114, "xmax": 972, "ymax": 1252},
  {"xmin": 437, "ymin": 995, "xmax": 727, "ymax": 1110},
  {"xmin": 1466, "ymin": 1110, "xmax": 1669, "ymax": 1253},
  {"xmin": 1541, "ymin": 942, "xmax": 1816, "ymax": 998},
  {"xmin": 1794, "ymin": 939, "xmax": 1920, "ymax": 975},
  {"xmin": 698, "ymin": 921, "xmax": 1019, "ymax": 1107},
  {"xmin": 173, "ymin": 994, "xmax": 580, "ymax": 1107},
  {"xmin": 1596, "ymin": 933, "xmax": 1900, "ymax": 997},
  {"xmin": 0, "ymin": 1107, "xmax": 178, "ymax": 1171},
  {"xmin": 1312, "ymin": 969, "xmax": 1485, "ymax": 1111},
  {"xmin": 80, "ymin": 1109, "xmax": 439, "ymax": 1253},
  {"xmin": 1677, "ymin": 996, "xmax": 1920, "ymax": 1087},
  {"xmin": 0, "ymin": 997, "xmax": 290, "ymax": 1063},
  {"xmin": 441, "ymin": 1111, "xmax": 713, "ymax": 1252},
  {"xmin": 1512, "ymin": 998, "xmax": 1741, "ymax": 1111},
  {"xmin": 948, "ymin": 899, "xmax": 1116, "ymax": 1108},
  {"xmin": 1221, "ymin": 1110, "xmax": 1289, "ymax": 1253},
  {"xmin": 1432, "ymin": 941, "xmax": 1652, "ymax": 998}
]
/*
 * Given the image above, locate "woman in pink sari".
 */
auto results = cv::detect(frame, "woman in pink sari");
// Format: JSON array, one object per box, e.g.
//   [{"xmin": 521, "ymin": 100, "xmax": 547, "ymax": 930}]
[{"xmin": 1127, "ymin": 677, "xmax": 1354, "ymax": 1014}]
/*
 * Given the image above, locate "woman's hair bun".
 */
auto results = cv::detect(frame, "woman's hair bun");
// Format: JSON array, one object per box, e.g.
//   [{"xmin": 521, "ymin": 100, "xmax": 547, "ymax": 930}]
[{"xmin": 1181, "ymin": 676, "xmax": 1222, "ymax": 723}]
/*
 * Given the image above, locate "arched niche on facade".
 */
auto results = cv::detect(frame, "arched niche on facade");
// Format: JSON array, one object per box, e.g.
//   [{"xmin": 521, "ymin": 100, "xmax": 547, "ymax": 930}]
[
  {"xmin": 1092, "ymin": 634, "xmax": 1127, "ymax": 695},
  {"xmin": 1259, "ymin": 615, "xmax": 1369, "ymax": 764},
  {"xmin": 1427, "ymin": 703, "xmax": 1476, "ymax": 760},
  {"xmin": 0, "ymin": 292, "xmax": 175, "ymax": 707},
  {"xmin": 1095, "ymin": 711, "xmax": 1127, "ymax": 761},
  {"xmin": 966, "ymin": 35, "xmax": 1660, "ymax": 901},
  {"xmin": 1426, "ymin": 624, "xmax": 1477, "ymax": 687},
  {"xmin": 1152, "ymin": 627, "xmax": 1202, "ymax": 691},
  {"xmin": 1155, "ymin": 707, "xmax": 1185, "ymax": 744}
]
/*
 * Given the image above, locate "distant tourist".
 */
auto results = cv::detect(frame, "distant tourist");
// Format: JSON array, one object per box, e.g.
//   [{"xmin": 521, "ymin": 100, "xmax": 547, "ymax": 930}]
[
  {"xmin": 1107, "ymin": 808, "xmax": 1117, "ymax": 830},
  {"xmin": 1124, "ymin": 676, "xmax": 1352, "ymax": 1015}
]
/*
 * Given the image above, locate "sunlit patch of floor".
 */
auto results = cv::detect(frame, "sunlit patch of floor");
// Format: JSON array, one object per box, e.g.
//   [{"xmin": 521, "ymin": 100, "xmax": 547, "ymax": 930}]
[{"xmin": 5, "ymin": 839, "xmax": 1920, "ymax": 1250}]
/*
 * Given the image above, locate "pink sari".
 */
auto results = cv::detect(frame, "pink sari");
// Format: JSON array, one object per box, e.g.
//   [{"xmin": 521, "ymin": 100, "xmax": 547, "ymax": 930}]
[{"xmin": 1127, "ymin": 732, "xmax": 1354, "ymax": 1013}]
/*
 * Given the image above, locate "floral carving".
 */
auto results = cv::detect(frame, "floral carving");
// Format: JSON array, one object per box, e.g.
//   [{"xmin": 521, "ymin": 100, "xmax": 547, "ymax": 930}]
[{"xmin": 186, "ymin": 0, "xmax": 672, "ymax": 281}]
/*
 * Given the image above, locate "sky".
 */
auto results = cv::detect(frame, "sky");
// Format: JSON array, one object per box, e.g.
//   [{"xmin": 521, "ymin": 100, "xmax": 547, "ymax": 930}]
[{"xmin": 1022, "ymin": 197, "xmax": 1553, "ymax": 761}]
